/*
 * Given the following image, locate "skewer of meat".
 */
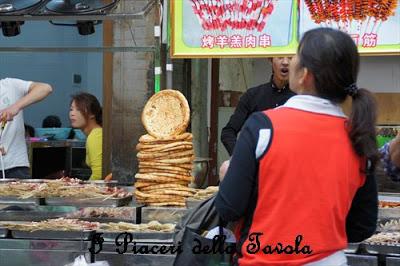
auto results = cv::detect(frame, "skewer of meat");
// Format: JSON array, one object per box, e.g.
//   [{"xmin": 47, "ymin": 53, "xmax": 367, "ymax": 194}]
[
  {"xmin": 256, "ymin": 0, "xmax": 274, "ymax": 32},
  {"xmin": 304, "ymin": 0, "xmax": 320, "ymax": 23},
  {"xmin": 322, "ymin": 0, "xmax": 332, "ymax": 23},
  {"xmin": 378, "ymin": 0, "xmax": 396, "ymax": 21},
  {"xmin": 368, "ymin": 0, "xmax": 378, "ymax": 17},
  {"xmin": 328, "ymin": 0, "xmax": 341, "ymax": 24}
]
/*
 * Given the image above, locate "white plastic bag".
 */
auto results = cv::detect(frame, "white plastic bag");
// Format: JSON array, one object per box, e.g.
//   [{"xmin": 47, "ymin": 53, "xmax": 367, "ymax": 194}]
[
  {"xmin": 64, "ymin": 255, "xmax": 110, "ymax": 266},
  {"xmin": 205, "ymin": 226, "xmax": 236, "ymax": 243}
]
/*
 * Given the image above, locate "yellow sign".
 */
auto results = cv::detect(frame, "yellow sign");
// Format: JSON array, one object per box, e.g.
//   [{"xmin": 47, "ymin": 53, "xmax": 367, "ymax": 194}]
[{"xmin": 171, "ymin": 0, "xmax": 400, "ymax": 58}]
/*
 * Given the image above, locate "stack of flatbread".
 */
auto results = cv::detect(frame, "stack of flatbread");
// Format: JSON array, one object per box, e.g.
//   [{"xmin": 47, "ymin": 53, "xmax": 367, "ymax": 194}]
[{"xmin": 135, "ymin": 90, "xmax": 196, "ymax": 207}]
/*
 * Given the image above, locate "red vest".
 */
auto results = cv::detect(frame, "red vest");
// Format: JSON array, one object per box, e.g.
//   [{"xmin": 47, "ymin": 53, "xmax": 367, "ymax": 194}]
[{"xmin": 238, "ymin": 107, "xmax": 366, "ymax": 266}]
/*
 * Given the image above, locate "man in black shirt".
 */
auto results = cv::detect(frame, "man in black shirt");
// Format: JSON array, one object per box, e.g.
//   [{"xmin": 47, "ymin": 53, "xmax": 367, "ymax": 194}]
[{"xmin": 221, "ymin": 57, "xmax": 295, "ymax": 155}]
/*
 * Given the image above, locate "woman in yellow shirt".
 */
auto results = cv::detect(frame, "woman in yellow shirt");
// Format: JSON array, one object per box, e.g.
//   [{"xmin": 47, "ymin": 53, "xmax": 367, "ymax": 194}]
[{"xmin": 69, "ymin": 92, "xmax": 103, "ymax": 180}]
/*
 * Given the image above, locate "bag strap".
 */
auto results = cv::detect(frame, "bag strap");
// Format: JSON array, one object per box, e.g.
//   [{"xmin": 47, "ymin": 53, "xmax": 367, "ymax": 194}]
[{"xmin": 198, "ymin": 196, "xmax": 217, "ymax": 228}]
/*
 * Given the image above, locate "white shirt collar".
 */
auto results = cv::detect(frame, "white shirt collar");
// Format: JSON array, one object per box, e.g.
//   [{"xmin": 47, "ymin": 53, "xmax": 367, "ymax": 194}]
[{"xmin": 278, "ymin": 95, "xmax": 347, "ymax": 118}]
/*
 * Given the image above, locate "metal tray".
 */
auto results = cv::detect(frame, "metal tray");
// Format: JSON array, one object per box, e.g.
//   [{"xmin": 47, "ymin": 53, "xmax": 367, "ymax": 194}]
[
  {"xmin": 64, "ymin": 206, "xmax": 139, "ymax": 223},
  {"xmin": 0, "ymin": 196, "xmax": 43, "ymax": 205},
  {"xmin": 345, "ymin": 243, "xmax": 360, "ymax": 253},
  {"xmin": 141, "ymin": 207, "xmax": 187, "ymax": 224},
  {"xmin": 84, "ymin": 180, "xmax": 118, "ymax": 187},
  {"xmin": 364, "ymin": 243, "xmax": 400, "ymax": 255},
  {"xmin": 20, "ymin": 179, "xmax": 47, "ymax": 183},
  {"xmin": 0, "ymin": 211, "xmax": 68, "ymax": 221},
  {"xmin": 379, "ymin": 194, "xmax": 400, "ymax": 203},
  {"xmin": 44, "ymin": 195, "xmax": 132, "ymax": 207},
  {"xmin": 0, "ymin": 227, "xmax": 8, "ymax": 238},
  {"xmin": 77, "ymin": 217, "xmax": 135, "ymax": 223},
  {"xmin": 10, "ymin": 229, "xmax": 95, "ymax": 240},
  {"xmin": 100, "ymin": 231, "xmax": 174, "ymax": 242},
  {"xmin": 0, "ymin": 179, "xmax": 17, "ymax": 183},
  {"xmin": 387, "ymin": 256, "xmax": 400, "ymax": 265},
  {"xmin": 379, "ymin": 207, "xmax": 400, "ymax": 220}
]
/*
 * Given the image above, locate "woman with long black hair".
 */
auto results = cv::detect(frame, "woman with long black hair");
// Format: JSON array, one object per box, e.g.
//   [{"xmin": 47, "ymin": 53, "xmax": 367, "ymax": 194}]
[{"xmin": 215, "ymin": 28, "xmax": 378, "ymax": 265}]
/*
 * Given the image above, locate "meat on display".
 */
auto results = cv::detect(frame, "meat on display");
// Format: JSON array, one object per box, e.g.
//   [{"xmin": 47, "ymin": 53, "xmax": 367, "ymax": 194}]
[
  {"xmin": 190, "ymin": 0, "xmax": 277, "ymax": 32},
  {"xmin": 303, "ymin": 0, "xmax": 398, "ymax": 31}
]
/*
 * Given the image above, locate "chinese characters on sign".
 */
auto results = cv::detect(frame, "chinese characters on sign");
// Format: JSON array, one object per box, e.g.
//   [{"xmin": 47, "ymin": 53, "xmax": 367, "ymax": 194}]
[
  {"xmin": 351, "ymin": 33, "xmax": 378, "ymax": 48},
  {"xmin": 201, "ymin": 34, "xmax": 272, "ymax": 49},
  {"xmin": 362, "ymin": 34, "xmax": 378, "ymax": 48}
]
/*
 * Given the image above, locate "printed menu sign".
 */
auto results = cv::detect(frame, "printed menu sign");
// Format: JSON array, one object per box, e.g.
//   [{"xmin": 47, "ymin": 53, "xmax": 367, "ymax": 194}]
[
  {"xmin": 171, "ymin": 0, "xmax": 298, "ymax": 57},
  {"xmin": 299, "ymin": 0, "xmax": 400, "ymax": 55},
  {"xmin": 171, "ymin": 0, "xmax": 400, "ymax": 57}
]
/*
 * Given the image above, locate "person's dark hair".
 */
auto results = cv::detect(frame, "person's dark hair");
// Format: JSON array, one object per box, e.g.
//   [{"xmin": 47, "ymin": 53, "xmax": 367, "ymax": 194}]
[
  {"xmin": 42, "ymin": 115, "xmax": 62, "ymax": 128},
  {"xmin": 297, "ymin": 28, "xmax": 378, "ymax": 168},
  {"xmin": 24, "ymin": 124, "xmax": 35, "ymax": 138},
  {"xmin": 71, "ymin": 92, "xmax": 102, "ymax": 126}
]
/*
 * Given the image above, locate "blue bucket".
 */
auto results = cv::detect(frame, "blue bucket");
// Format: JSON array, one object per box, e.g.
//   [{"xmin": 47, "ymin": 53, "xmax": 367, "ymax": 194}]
[
  {"xmin": 35, "ymin": 128, "xmax": 72, "ymax": 140},
  {"xmin": 73, "ymin": 129, "xmax": 87, "ymax": 140}
]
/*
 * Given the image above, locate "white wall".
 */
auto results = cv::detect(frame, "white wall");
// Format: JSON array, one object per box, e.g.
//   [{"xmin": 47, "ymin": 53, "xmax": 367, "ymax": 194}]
[
  {"xmin": 359, "ymin": 57, "xmax": 400, "ymax": 93},
  {"xmin": 219, "ymin": 58, "xmax": 271, "ymax": 92},
  {"xmin": 218, "ymin": 56, "xmax": 400, "ymax": 93}
]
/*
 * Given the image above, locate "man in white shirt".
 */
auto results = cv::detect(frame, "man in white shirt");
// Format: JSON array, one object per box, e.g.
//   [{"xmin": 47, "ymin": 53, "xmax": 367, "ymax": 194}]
[{"xmin": 0, "ymin": 78, "xmax": 52, "ymax": 178}]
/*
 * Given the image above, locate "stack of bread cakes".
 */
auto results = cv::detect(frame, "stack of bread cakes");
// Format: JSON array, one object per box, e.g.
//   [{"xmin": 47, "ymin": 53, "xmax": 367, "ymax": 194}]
[{"xmin": 134, "ymin": 90, "xmax": 197, "ymax": 207}]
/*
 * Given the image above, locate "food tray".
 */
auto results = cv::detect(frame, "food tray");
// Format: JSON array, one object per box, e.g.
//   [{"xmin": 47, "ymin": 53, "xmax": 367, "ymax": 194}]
[
  {"xmin": 44, "ymin": 195, "xmax": 132, "ymax": 207},
  {"xmin": 100, "ymin": 231, "xmax": 174, "ymax": 242},
  {"xmin": 78, "ymin": 217, "xmax": 136, "ymax": 223},
  {"xmin": 345, "ymin": 243, "xmax": 360, "ymax": 253},
  {"xmin": 364, "ymin": 243, "xmax": 400, "ymax": 256},
  {"xmin": 141, "ymin": 207, "xmax": 187, "ymax": 224},
  {"xmin": 0, "ymin": 228, "xmax": 8, "ymax": 238},
  {"xmin": 387, "ymin": 256, "xmax": 400, "ymax": 265},
  {"xmin": 0, "ymin": 211, "xmax": 68, "ymax": 221},
  {"xmin": 64, "ymin": 206, "xmax": 140, "ymax": 223},
  {"xmin": 379, "ymin": 207, "xmax": 400, "ymax": 220},
  {"xmin": 84, "ymin": 180, "xmax": 119, "ymax": 187},
  {"xmin": 10, "ymin": 229, "xmax": 95, "ymax": 240},
  {"xmin": 379, "ymin": 194, "xmax": 400, "ymax": 203},
  {"xmin": 0, "ymin": 179, "xmax": 17, "ymax": 183},
  {"xmin": 0, "ymin": 196, "xmax": 43, "ymax": 205},
  {"xmin": 21, "ymin": 179, "xmax": 47, "ymax": 183}
]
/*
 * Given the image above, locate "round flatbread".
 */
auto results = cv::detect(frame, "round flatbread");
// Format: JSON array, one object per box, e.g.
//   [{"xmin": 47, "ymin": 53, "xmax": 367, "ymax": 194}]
[
  {"xmin": 135, "ymin": 174, "xmax": 178, "ymax": 182},
  {"xmin": 135, "ymin": 173, "xmax": 192, "ymax": 183},
  {"xmin": 139, "ymin": 164, "xmax": 192, "ymax": 172},
  {"xmin": 139, "ymin": 162, "xmax": 193, "ymax": 170},
  {"xmin": 149, "ymin": 172, "xmax": 193, "ymax": 181},
  {"xmin": 134, "ymin": 181, "xmax": 156, "ymax": 188},
  {"xmin": 137, "ymin": 149, "xmax": 194, "ymax": 159},
  {"xmin": 138, "ymin": 145, "xmax": 194, "ymax": 154},
  {"xmin": 139, "ymin": 169, "xmax": 190, "ymax": 177},
  {"xmin": 141, "ymin": 184, "xmax": 196, "ymax": 192},
  {"xmin": 135, "ymin": 190, "xmax": 184, "ymax": 200},
  {"xmin": 143, "ymin": 189, "xmax": 194, "ymax": 197},
  {"xmin": 136, "ymin": 142, "xmax": 193, "ymax": 152},
  {"xmin": 139, "ymin": 133, "xmax": 192, "ymax": 143},
  {"xmin": 142, "ymin": 90, "xmax": 190, "ymax": 138},
  {"xmin": 139, "ymin": 167, "xmax": 190, "ymax": 175},
  {"xmin": 156, "ymin": 156, "xmax": 195, "ymax": 164}
]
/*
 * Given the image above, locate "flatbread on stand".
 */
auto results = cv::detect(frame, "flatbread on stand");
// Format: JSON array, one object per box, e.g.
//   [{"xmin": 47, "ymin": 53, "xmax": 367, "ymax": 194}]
[{"xmin": 135, "ymin": 90, "xmax": 196, "ymax": 207}]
